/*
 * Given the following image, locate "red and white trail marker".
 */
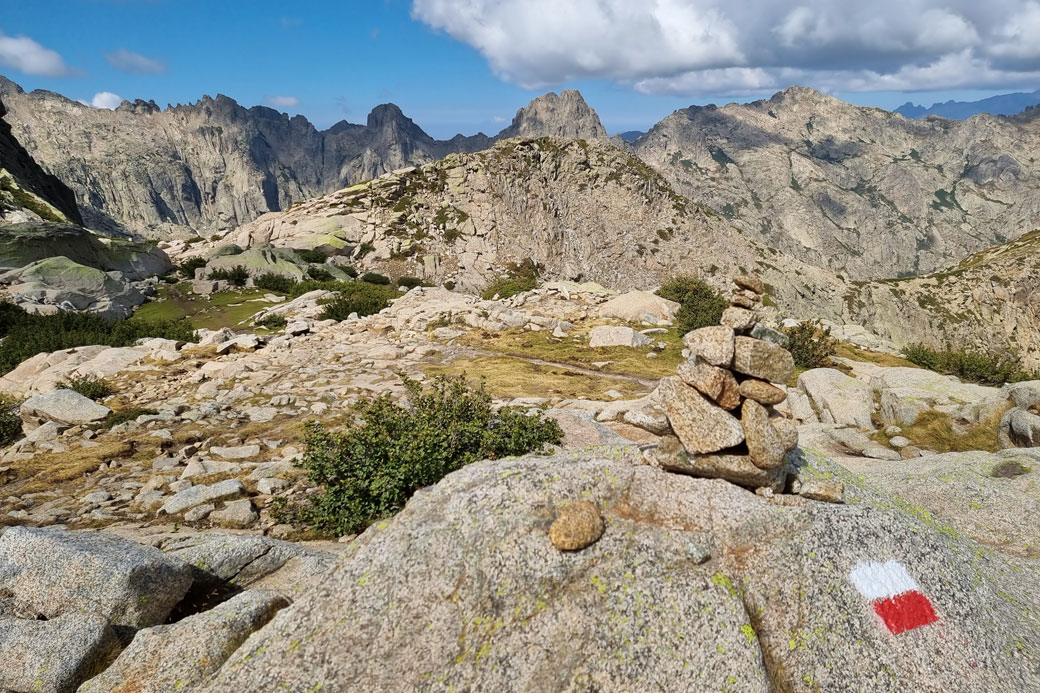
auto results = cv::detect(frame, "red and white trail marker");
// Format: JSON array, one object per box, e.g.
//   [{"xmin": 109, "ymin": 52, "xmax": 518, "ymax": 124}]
[{"xmin": 849, "ymin": 560, "xmax": 939, "ymax": 635}]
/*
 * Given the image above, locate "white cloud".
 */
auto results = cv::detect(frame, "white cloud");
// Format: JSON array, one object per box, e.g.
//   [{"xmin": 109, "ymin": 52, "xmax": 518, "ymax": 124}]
[
  {"xmin": 265, "ymin": 95, "xmax": 300, "ymax": 108},
  {"xmin": 91, "ymin": 91, "xmax": 123, "ymax": 109},
  {"xmin": 0, "ymin": 29, "xmax": 81, "ymax": 77},
  {"xmin": 412, "ymin": 0, "xmax": 1040, "ymax": 94},
  {"xmin": 106, "ymin": 49, "xmax": 166, "ymax": 74}
]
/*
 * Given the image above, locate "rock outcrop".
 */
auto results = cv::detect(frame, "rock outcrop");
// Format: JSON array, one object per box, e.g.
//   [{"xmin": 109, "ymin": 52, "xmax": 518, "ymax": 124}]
[
  {"xmin": 203, "ymin": 449, "xmax": 1039, "ymax": 691},
  {"xmin": 496, "ymin": 90, "xmax": 607, "ymax": 140}
]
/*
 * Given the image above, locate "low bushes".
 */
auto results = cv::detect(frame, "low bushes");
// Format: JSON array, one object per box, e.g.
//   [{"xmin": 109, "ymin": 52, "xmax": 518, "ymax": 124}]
[
  {"xmin": 396, "ymin": 276, "xmax": 423, "ymax": 289},
  {"xmin": 784, "ymin": 320, "xmax": 838, "ymax": 369},
  {"xmin": 318, "ymin": 283, "xmax": 399, "ymax": 321},
  {"xmin": 307, "ymin": 266, "xmax": 335, "ymax": 282},
  {"xmin": 254, "ymin": 272, "xmax": 298, "ymax": 294},
  {"xmin": 208, "ymin": 265, "xmax": 249, "ymax": 286},
  {"xmin": 902, "ymin": 343, "xmax": 1036, "ymax": 385},
  {"xmin": 177, "ymin": 257, "xmax": 208, "ymax": 279},
  {"xmin": 256, "ymin": 314, "xmax": 287, "ymax": 330},
  {"xmin": 276, "ymin": 375, "xmax": 563, "ymax": 535},
  {"xmin": 297, "ymin": 248, "xmax": 327, "ymax": 264},
  {"xmin": 0, "ymin": 395, "xmax": 21, "ymax": 447},
  {"xmin": 655, "ymin": 275, "xmax": 727, "ymax": 333},
  {"xmin": 360, "ymin": 272, "xmax": 391, "ymax": 285},
  {"xmin": 58, "ymin": 375, "xmax": 115, "ymax": 401},
  {"xmin": 101, "ymin": 407, "xmax": 159, "ymax": 429},
  {"xmin": 481, "ymin": 276, "xmax": 536, "ymax": 300},
  {"xmin": 0, "ymin": 304, "xmax": 196, "ymax": 376}
]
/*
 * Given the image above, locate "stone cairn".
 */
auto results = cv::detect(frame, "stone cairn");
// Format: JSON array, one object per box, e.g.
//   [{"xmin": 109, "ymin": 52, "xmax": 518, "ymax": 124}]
[{"xmin": 651, "ymin": 275, "xmax": 831, "ymax": 499}]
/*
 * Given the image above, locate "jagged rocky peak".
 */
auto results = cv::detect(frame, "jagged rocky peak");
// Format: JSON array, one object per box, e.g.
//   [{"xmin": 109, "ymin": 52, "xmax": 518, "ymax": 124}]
[
  {"xmin": 498, "ymin": 89, "xmax": 607, "ymax": 140},
  {"xmin": 366, "ymin": 103, "xmax": 426, "ymax": 137}
]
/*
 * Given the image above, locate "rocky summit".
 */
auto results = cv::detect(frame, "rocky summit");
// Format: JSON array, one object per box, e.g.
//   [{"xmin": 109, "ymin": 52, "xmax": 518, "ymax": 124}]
[{"xmin": 1, "ymin": 50, "xmax": 1040, "ymax": 691}]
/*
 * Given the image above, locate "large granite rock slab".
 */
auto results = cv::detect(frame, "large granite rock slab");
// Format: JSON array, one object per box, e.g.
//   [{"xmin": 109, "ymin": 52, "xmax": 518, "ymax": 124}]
[
  {"xmin": 0, "ymin": 612, "xmax": 116, "ymax": 693},
  {"xmin": 19, "ymin": 388, "xmax": 111, "ymax": 432},
  {"xmin": 206, "ymin": 449, "xmax": 1040, "ymax": 691},
  {"xmin": 597, "ymin": 290, "xmax": 679, "ymax": 324},
  {"xmin": 0, "ymin": 527, "xmax": 192, "ymax": 628},
  {"xmin": 869, "ymin": 367, "xmax": 1007, "ymax": 426},
  {"xmin": 77, "ymin": 590, "xmax": 287, "ymax": 693},
  {"xmin": 587, "ymin": 325, "xmax": 650, "ymax": 348},
  {"xmin": 798, "ymin": 368, "xmax": 875, "ymax": 429}
]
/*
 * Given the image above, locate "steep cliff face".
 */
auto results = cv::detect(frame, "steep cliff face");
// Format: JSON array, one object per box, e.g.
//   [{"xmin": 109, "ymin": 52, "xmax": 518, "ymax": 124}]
[
  {"xmin": 0, "ymin": 86, "xmax": 82, "ymax": 226},
  {"xmin": 634, "ymin": 86, "xmax": 1040, "ymax": 280},
  {"xmin": 0, "ymin": 78, "xmax": 495, "ymax": 239}
]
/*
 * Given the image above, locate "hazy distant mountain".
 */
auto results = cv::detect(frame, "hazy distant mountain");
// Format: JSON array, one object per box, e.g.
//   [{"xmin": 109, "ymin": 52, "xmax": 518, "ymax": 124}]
[
  {"xmin": 616, "ymin": 131, "xmax": 645, "ymax": 142},
  {"xmin": 0, "ymin": 77, "xmax": 608, "ymax": 239},
  {"xmin": 895, "ymin": 90, "xmax": 1040, "ymax": 119}
]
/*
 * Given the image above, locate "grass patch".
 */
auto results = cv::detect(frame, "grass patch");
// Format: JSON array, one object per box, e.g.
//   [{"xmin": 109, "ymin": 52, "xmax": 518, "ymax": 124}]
[
  {"xmin": 7, "ymin": 435, "xmax": 156, "ymax": 494},
  {"xmin": 834, "ymin": 344, "xmax": 920, "ymax": 369},
  {"xmin": 130, "ymin": 284, "xmax": 280, "ymax": 331},
  {"xmin": 456, "ymin": 326, "xmax": 682, "ymax": 380},
  {"xmin": 424, "ymin": 356, "xmax": 649, "ymax": 400},
  {"xmin": 880, "ymin": 409, "xmax": 1007, "ymax": 453}
]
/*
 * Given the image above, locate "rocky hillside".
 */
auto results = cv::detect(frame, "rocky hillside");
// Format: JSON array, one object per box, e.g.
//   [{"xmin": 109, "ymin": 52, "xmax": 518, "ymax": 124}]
[
  {"xmin": 633, "ymin": 86, "xmax": 1040, "ymax": 280},
  {"xmin": 0, "ymin": 94, "xmax": 81, "ymax": 226},
  {"xmin": 847, "ymin": 229, "xmax": 1040, "ymax": 370},
  {"xmin": 216, "ymin": 136, "xmax": 845, "ymax": 316},
  {"xmin": 0, "ymin": 77, "xmax": 606, "ymax": 239}
]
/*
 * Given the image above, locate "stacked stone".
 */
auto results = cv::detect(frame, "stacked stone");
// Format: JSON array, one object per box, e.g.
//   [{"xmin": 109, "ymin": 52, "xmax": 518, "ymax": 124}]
[{"xmin": 655, "ymin": 275, "xmax": 798, "ymax": 493}]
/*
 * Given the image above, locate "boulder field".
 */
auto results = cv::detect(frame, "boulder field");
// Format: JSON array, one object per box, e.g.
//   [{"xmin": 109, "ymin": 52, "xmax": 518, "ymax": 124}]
[{"xmin": 0, "ymin": 278, "xmax": 1037, "ymax": 690}]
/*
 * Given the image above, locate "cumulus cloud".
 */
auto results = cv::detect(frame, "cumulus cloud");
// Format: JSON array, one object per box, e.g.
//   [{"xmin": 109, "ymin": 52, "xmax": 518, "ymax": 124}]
[
  {"xmin": 265, "ymin": 95, "xmax": 300, "ymax": 108},
  {"xmin": 106, "ymin": 49, "xmax": 166, "ymax": 74},
  {"xmin": 411, "ymin": 0, "xmax": 1040, "ymax": 94},
  {"xmin": 0, "ymin": 29, "xmax": 81, "ymax": 77},
  {"xmin": 91, "ymin": 91, "xmax": 123, "ymax": 109}
]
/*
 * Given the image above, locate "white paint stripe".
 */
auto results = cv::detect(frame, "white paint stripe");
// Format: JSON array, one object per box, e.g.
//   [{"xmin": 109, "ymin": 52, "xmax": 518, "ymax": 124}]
[{"xmin": 848, "ymin": 560, "xmax": 920, "ymax": 601}]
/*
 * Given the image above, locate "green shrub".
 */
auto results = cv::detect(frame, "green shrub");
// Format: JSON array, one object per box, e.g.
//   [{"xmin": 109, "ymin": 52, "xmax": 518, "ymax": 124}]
[
  {"xmin": 356, "ymin": 242, "xmax": 375, "ymax": 258},
  {"xmin": 178, "ymin": 256, "xmax": 208, "ymax": 279},
  {"xmin": 307, "ymin": 266, "xmax": 335, "ymax": 282},
  {"xmin": 443, "ymin": 280, "xmax": 456, "ymax": 291},
  {"xmin": 58, "ymin": 375, "xmax": 115, "ymax": 401},
  {"xmin": 481, "ymin": 276, "xmax": 537, "ymax": 300},
  {"xmin": 297, "ymin": 248, "xmax": 327, "ymax": 264},
  {"xmin": 396, "ymin": 276, "xmax": 423, "ymax": 289},
  {"xmin": 256, "ymin": 314, "xmax": 288, "ymax": 330},
  {"xmin": 0, "ymin": 303, "xmax": 196, "ymax": 376},
  {"xmin": 0, "ymin": 395, "xmax": 21, "ymax": 447},
  {"xmin": 254, "ymin": 272, "xmax": 299, "ymax": 293},
  {"xmin": 902, "ymin": 343, "xmax": 1035, "ymax": 385},
  {"xmin": 655, "ymin": 275, "xmax": 727, "ymax": 333},
  {"xmin": 783, "ymin": 320, "xmax": 838, "ymax": 369},
  {"xmin": 342, "ymin": 265, "xmax": 359, "ymax": 278},
  {"xmin": 318, "ymin": 283, "xmax": 399, "ymax": 321},
  {"xmin": 361, "ymin": 272, "xmax": 391, "ymax": 285},
  {"xmin": 208, "ymin": 265, "xmax": 249, "ymax": 286},
  {"xmin": 101, "ymin": 407, "xmax": 159, "ymax": 429},
  {"xmin": 277, "ymin": 375, "xmax": 563, "ymax": 535}
]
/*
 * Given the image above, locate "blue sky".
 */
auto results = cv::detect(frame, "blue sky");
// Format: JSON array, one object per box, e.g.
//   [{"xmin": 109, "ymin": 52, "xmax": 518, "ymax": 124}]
[{"xmin": 1, "ymin": 1, "xmax": 1038, "ymax": 138}]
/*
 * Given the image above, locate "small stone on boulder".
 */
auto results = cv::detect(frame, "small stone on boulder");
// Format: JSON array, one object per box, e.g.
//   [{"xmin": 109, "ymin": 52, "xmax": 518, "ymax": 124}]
[
  {"xmin": 682, "ymin": 326, "xmax": 734, "ymax": 367},
  {"xmin": 732, "ymin": 337, "xmax": 794, "ymax": 384},
  {"xmin": 549, "ymin": 501, "xmax": 604, "ymax": 551}
]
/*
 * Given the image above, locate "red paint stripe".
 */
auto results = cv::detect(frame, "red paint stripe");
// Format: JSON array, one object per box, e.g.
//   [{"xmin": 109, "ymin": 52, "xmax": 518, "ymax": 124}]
[{"xmin": 873, "ymin": 590, "xmax": 938, "ymax": 634}]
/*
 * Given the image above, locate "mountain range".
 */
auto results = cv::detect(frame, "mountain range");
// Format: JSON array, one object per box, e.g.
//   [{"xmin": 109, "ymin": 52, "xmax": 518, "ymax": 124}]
[{"xmin": 896, "ymin": 90, "xmax": 1040, "ymax": 119}]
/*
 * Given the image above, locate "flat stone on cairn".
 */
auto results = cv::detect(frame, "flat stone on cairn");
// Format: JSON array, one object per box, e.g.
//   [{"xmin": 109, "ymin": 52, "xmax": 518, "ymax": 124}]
[{"xmin": 653, "ymin": 275, "xmax": 831, "ymax": 498}]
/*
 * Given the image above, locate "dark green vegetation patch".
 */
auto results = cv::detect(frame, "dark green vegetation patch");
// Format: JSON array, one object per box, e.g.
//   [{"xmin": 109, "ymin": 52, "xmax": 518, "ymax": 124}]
[{"xmin": 277, "ymin": 375, "xmax": 563, "ymax": 535}]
